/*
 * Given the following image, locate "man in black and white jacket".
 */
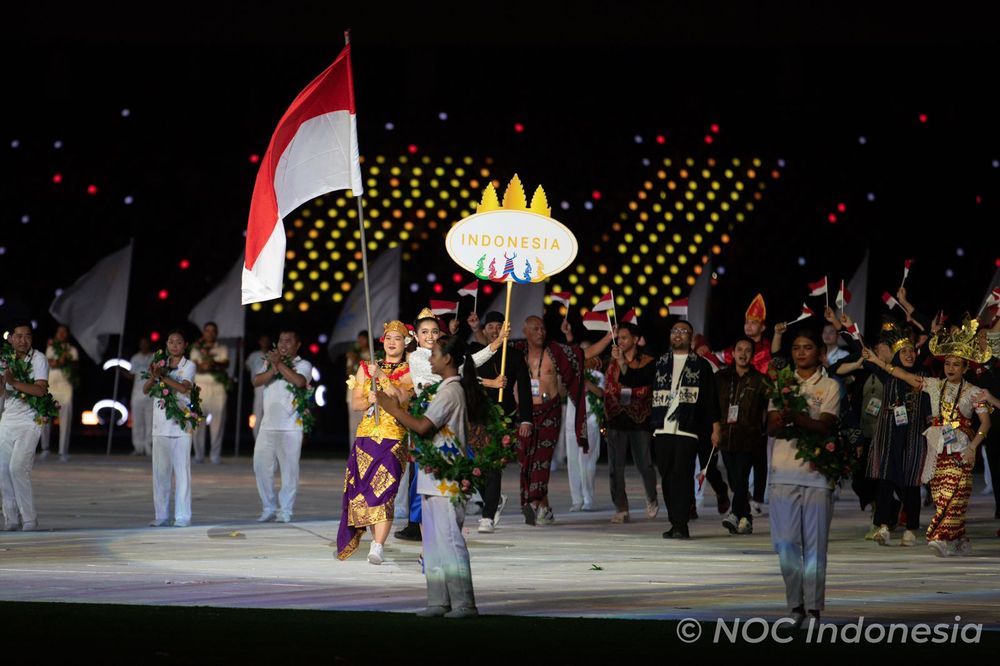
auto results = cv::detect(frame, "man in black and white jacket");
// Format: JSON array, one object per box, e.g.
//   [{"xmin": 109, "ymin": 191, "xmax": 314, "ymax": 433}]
[{"xmin": 651, "ymin": 320, "xmax": 722, "ymax": 539}]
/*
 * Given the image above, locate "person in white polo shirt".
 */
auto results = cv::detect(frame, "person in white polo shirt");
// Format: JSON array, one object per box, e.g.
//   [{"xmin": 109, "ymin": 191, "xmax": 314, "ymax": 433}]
[
  {"xmin": 127, "ymin": 337, "xmax": 155, "ymax": 456},
  {"xmin": 252, "ymin": 328, "xmax": 312, "ymax": 523},
  {"xmin": 190, "ymin": 322, "xmax": 230, "ymax": 464},
  {"xmin": 766, "ymin": 328, "xmax": 840, "ymax": 627},
  {"xmin": 0, "ymin": 321, "xmax": 53, "ymax": 531},
  {"xmin": 144, "ymin": 329, "xmax": 201, "ymax": 528},
  {"xmin": 41, "ymin": 324, "xmax": 79, "ymax": 461}
]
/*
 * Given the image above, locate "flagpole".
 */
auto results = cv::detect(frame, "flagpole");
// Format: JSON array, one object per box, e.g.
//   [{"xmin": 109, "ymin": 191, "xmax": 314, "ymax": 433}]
[
  {"xmin": 498, "ymin": 280, "xmax": 513, "ymax": 403},
  {"xmin": 473, "ymin": 282, "xmax": 478, "ymax": 315},
  {"xmin": 233, "ymin": 336, "xmax": 245, "ymax": 458},
  {"xmin": 824, "ymin": 276, "xmax": 829, "ymax": 309},
  {"xmin": 106, "ymin": 238, "xmax": 134, "ymax": 455},
  {"xmin": 608, "ymin": 289, "xmax": 619, "ymax": 332},
  {"xmin": 606, "ymin": 312, "xmax": 618, "ymax": 349},
  {"xmin": 345, "ymin": 29, "xmax": 378, "ymax": 425}
]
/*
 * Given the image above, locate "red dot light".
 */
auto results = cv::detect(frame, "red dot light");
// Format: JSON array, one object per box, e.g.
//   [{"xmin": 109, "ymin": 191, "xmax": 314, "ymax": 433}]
[
  {"xmin": 827, "ymin": 213, "xmax": 837, "ymax": 224},
  {"xmin": 52, "ymin": 173, "xmax": 63, "ymax": 184},
  {"xmin": 179, "ymin": 259, "xmax": 190, "ymax": 270},
  {"xmin": 975, "ymin": 195, "xmax": 983, "ymax": 205},
  {"xmin": 836, "ymin": 203, "xmax": 846, "ymax": 213},
  {"xmin": 158, "ymin": 289, "xmax": 169, "ymax": 300},
  {"xmin": 150, "ymin": 331, "xmax": 161, "ymax": 342},
  {"xmin": 704, "ymin": 135, "xmax": 714, "ymax": 144},
  {"xmin": 452, "ymin": 273, "xmax": 462, "ymax": 283},
  {"xmin": 482, "ymin": 284, "xmax": 494, "ymax": 295},
  {"xmin": 309, "ymin": 343, "xmax": 320, "ymax": 355},
  {"xmin": 592, "ymin": 190, "xmax": 602, "ymax": 200},
  {"xmin": 433, "ymin": 284, "xmax": 444, "ymax": 294},
  {"xmin": 407, "ymin": 144, "xmax": 418, "ymax": 154},
  {"xmin": 249, "ymin": 154, "xmax": 260, "ymax": 164},
  {"xmin": 918, "ymin": 113, "xmax": 928, "ymax": 123},
  {"xmin": 87, "ymin": 185, "xmax": 98, "ymax": 195},
  {"xmin": 514, "ymin": 123, "xmax": 524, "ymax": 133},
  {"xmin": 710, "ymin": 123, "xmax": 720, "ymax": 133},
  {"xmin": 995, "ymin": 258, "xmax": 1000, "ymax": 268},
  {"xmin": 655, "ymin": 135, "xmax": 666, "ymax": 144}
]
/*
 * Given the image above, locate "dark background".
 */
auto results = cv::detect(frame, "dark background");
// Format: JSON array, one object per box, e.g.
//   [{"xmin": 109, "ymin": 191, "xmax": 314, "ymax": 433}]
[{"xmin": 2, "ymin": 4, "xmax": 999, "ymax": 452}]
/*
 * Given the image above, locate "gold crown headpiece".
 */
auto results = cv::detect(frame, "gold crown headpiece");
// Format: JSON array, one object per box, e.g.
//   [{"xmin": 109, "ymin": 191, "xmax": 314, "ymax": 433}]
[
  {"xmin": 477, "ymin": 174, "xmax": 551, "ymax": 217},
  {"xmin": 382, "ymin": 320, "xmax": 409, "ymax": 340},
  {"xmin": 929, "ymin": 315, "xmax": 992, "ymax": 364},
  {"xmin": 416, "ymin": 308, "xmax": 436, "ymax": 321},
  {"xmin": 879, "ymin": 319, "xmax": 914, "ymax": 355}
]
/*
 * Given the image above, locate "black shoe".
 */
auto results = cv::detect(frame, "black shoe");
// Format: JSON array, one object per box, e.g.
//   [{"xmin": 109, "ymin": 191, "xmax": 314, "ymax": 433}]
[
  {"xmin": 689, "ymin": 506, "xmax": 699, "ymax": 520},
  {"xmin": 394, "ymin": 523, "xmax": 422, "ymax": 541},
  {"xmin": 717, "ymin": 493, "xmax": 731, "ymax": 516},
  {"xmin": 662, "ymin": 525, "xmax": 691, "ymax": 539},
  {"xmin": 522, "ymin": 503, "xmax": 537, "ymax": 526}
]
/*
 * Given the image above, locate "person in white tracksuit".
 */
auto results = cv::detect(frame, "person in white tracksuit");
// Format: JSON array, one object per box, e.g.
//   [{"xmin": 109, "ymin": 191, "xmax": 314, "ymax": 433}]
[
  {"xmin": 252, "ymin": 329, "xmax": 312, "ymax": 523},
  {"xmin": 40, "ymin": 325, "xmax": 78, "ymax": 461},
  {"xmin": 144, "ymin": 330, "xmax": 198, "ymax": 527},
  {"xmin": 127, "ymin": 337, "xmax": 155, "ymax": 456},
  {"xmin": 0, "ymin": 322, "xmax": 49, "ymax": 532},
  {"xmin": 245, "ymin": 335, "xmax": 270, "ymax": 441},
  {"xmin": 190, "ymin": 322, "xmax": 229, "ymax": 464}
]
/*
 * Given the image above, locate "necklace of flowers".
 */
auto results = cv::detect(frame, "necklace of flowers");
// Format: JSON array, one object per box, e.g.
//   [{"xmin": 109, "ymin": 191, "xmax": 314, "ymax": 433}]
[
  {"xmin": 408, "ymin": 380, "xmax": 516, "ymax": 506},
  {"xmin": 193, "ymin": 339, "xmax": 233, "ymax": 391},
  {"xmin": 0, "ymin": 344, "xmax": 60, "ymax": 424},
  {"xmin": 584, "ymin": 368, "xmax": 605, "ymax": 428},
  {"xmin": 141, "ymin": 349, "xmax": 204, "ymax": 431},
  {"xmin": 49, "ymin": 339, "xmax": 80, "ymax": 389},
  {"xmin": 264, "ymin": 350, "xmax": 316, "ymax": 435}
]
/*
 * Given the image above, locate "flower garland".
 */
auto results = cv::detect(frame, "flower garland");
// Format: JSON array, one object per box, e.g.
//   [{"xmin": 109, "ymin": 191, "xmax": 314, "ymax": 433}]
[
  {"xmin": 49, "ymin": 339, "xmax": 80, "ymax": 389},
  {"xmin": 192, "ymin": 340, "xmax": 234, "ymax": 391},
  {"xmin": 141, "ymin": 349, "xmax": 204, "ymax": 431},
  {"xmin": 0, "ymin": 344, "xmax": 60, "ymax": 424},
  {"xmin": 265, "ymin": 351, "xmax": 316, "ymax": 435},
  {"xmin": 765, "ymin": 363, "xmax": 855, "ymax": 485},
  {"xmin": 584, "ymin": 368, "xmax": 605, "ymax": 429},
  {"xmin": 408, "ymin": 381, "xmax": 515, "ymax": 506}
]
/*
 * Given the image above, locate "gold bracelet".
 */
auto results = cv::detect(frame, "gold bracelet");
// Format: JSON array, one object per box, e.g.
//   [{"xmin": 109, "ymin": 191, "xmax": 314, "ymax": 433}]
[{"xmin": 978, "ymin": 431, "xmax": 987, "ymax": 438}]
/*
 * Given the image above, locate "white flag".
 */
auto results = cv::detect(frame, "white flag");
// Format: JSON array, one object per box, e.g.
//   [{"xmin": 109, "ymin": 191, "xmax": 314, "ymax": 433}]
[
  {"xmin": 844, "ymin": 250, "xmax": 869, "ymax": 337},
  {"xmin": 327, "ymin": 246, "xmax": 401, "ymax": 359},
  {"xmin": 189, "ymin": 253, "xmax": 247, "ymax": 340},
  {"xmin": 49, "ymin": 243, "xmax": 132, "ymax": 364},
  {"xmin": 687, "ymin": 259, "xmax": 712, "ymax": 337}
]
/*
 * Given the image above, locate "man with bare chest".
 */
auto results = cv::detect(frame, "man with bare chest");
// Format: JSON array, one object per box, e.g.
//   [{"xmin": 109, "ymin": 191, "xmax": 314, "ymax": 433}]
[{"xmin": 515, "ymin": 315, "xmax": 612, "ymax": 525}]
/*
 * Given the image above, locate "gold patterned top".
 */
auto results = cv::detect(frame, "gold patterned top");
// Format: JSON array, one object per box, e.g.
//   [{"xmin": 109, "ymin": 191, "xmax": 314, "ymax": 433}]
[{"xmin": 349, "ymin": 361, "xmax": 413, "ymax": 443}]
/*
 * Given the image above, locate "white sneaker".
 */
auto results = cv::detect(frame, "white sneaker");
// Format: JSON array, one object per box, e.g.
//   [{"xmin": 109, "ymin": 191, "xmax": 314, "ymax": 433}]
[
  {"xmin": 368, "ymin": 542, "xmax": 384, "ymax": 565},
  {"xmin": 610, "ymin": 511, "xmax": 630, "ymax": 524},
  {"xmin": 21, "ymin": 520, "xmax": 37, "ymax": 532},
  {"xmin": 466, "ymin": 501, "xmax": 483, "ymax": 516},
  {"xmin": 901, "ymin": 530, "xmax": 917, "ymax": 547},
  {"xmin": 864, "ymin": 524, "xmax": 879, "ymax": 540},
  {"xmin": 536, "ymin": 506, "xmax": 555, "ymax": 525},
  {"xmin": 256, "ymin": 511, "xmax": 277, "ymax": 523},
  {"xmin": 443, "ymin": 607, "xmax": 479, "ymax": 619},
  {"xmin": 928, "ymin": 539, "xmax": 951, "ymax": 557},
  {"xmin": 874, "ymin": 525, "xmax": 891, "ymax": 546},
  {"xmin": 569, "ymin": 504, "xmax": 582, "ymax": 512},
  {"xmin": 3, "ymin": 521, "xmax": 20, "ymax": 531},
  {"xmin": 148, "ymin": 518, "xmax": 170, "ymax": 527},
  {"xmin": 173, "ymin": 519, "xmax": 191, "ymax": 528},
  {"xmin": 478, "ymin": 518, "xmax": 495, "ymax": 534},
  {"xmin": 722, "ymin": 512, "xmax": 739, "ymax": 534},
  {"xmin": 416, "ymin": 605, "xmax": 449, "ymax": 617},
  {"xmin": 750, "ymin": 500, "xmax": 765, "ymax": 517},
  {"xmin": 494, "ymin": 494, "xmax": 508, "ymax": 527},
  {"xmin": 646, "ymin": 500, "xmax": 660, "ymax": 519},
  {"xmin": 737, "ymin": 517, "xmax": 753, "ymax": 534},
  {"xmin": 275, "ymin": 513, "xmax": 291, "ymax": 523}
]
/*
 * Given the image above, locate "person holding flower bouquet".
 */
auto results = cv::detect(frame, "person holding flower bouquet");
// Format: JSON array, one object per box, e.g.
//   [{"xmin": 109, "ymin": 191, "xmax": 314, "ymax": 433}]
[
  {"xmin": 41, "ymin": 324, "xmax": 79, "ymax": 461},
  {"xmin": 143, "ymin": 329, "xmax": 200, "ymax": 527},
  {"xmin": 377, "ymin": 334, "xmax": 482, "ymax": 618},
  {"xmin": 766, "ymin": 328, "xmax": 841, "ymax": 625},
  {"xmin": 0, "ymin": 321, "xmax": 52, "ymax": 531},
  {"xmin": 251, "ymin": 328, "xmax": 313, "ymax": 524}
]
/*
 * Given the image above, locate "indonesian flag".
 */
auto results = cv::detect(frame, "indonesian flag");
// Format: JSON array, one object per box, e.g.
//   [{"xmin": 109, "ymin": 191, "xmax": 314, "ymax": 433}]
[
  {"xmin": 582, "ymin": 311, "xmax": 613, "ymax": 332},
  {"xmin": 882, "ymin": 292, "xmax": 901, "ymax": 310},
  {"xmin": 789, "ymin": 304, "xmax": 814, "ymax": 324},
  {"xmin": 457, "ymin": 281, "xmax": 478, "ymax": 298},
  {"xmin": 845, "ymin": 322, "xmax": 862, "ymax": 340},
  {"xmin": 987, "ymin": 287, "xmax": 1000, "ymax": 307},
  {"xmin": 835, "ymin": 279, "xmax": 852, "ymax": 310},
  {"xmin": 668, "ymin": 298, "xmax": 689, "ymax": 316},
  {"xmin": 242, "ymin": 45, "xmax": 365, "ymax": 304},
  {"xmin": 903, "ymin": 259, "xmax": 915, "ymax": 282},
  {"xmin": 621, "ymin": 309, "xmax": 638, "ymax": 326},
  {"xmin": 700, "ymin": 350, "xmax": 723, "ymax": 373},
  {"xmin": 549, "ymin": 291, "xmax": 572, "ymax": 306},
  {"xmin": 807, "ymin": 276, "xmax": 828, "ymax": 297},
  {"xmin": 429, "ymin": 300, "xmax": 459, "ymax": 316},
  {"xmin": 592, "ymin": 291, "xmax": 615, "ymax": 313}
]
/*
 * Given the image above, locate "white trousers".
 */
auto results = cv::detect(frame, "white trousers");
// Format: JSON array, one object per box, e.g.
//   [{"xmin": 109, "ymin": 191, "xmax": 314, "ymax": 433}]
[
  {"xmin": 152, "ymin": 435, "xmax": 192, "ymax": 522},
  {"xmin": 131, "ymin": 394, "xmax": 154, "ymax": 455},
  {"xmin": 253, "ymin": 430, "xmax": 303, "ymax": 518},
  {"xmin": 769, "ymin": 483, "xmax": 834, "ymax": 612},
  {"xmin": 422, "ymin": 495, "xmax": 476, "ymax": 611},
  {"xmin": 0, "ymin": 424, "xmax": 42, "ymax": 525},
  {"xmin": 565, "ymin": 400, "xmax": 601, "ymax": 510},
  {"xmin": 251, "ymin": 387, "xmax": 264, "ymax": 440},
  {"xmin": 41, "ymin": 387, "xmax": 73, "ymax": 455},
  {"xmin": 194, "ymin": 383, "xmax": 227, "ymax": 462}
]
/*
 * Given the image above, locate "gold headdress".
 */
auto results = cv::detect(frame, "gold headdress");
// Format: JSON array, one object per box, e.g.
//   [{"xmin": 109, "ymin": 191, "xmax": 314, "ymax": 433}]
[
  {"xmin": 382, "ymin": 320, "xmax": 408, "ymax": 340},
  {"xmin": 416, "ymin": 308, "xmax": 436, "ymax": 321},
  {"xmin": 879, "ymin": 318, "xmax": 914, "ymax": 355},
  {"xmin": 745, "ymin": 294, "xmax": 766, "ymax": 323},
  {"xmin": 929, "ymin": 315, "xmax": 992, "ymax": 364}
]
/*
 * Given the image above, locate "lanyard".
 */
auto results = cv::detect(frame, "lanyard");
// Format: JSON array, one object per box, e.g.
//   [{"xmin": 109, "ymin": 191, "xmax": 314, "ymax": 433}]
[{"xmin": 939, "ymin": 379, "xmax": 964, "ymax": 421}]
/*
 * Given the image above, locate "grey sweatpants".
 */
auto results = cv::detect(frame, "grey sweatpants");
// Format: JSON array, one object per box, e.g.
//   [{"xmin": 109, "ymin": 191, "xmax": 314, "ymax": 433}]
[{"xmin": 768, "ymin": 483, "xmax": 834, "ymax": 612}]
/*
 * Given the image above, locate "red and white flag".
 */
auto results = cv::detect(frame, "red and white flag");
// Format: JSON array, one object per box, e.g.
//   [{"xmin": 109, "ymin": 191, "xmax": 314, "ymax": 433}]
[
  {"xmin": 699, "ymin": 350, "xmax": 723, "ymax": 373},
  {"xmin": 902, "ymin": 259, "xmax": 915, "ymax": 285},
  {"xmin": 429, "ymin": 300, "xmax": 459, "ymax": 316},
  {"xmin": 592, "ymin": 291, "xmax": 615, "ymax": 313},
  {"xmin": 788, "ymin": 304, "xmax": 814, "ymax": 324},
  {"xmin": 987, "ymin": 287, "xmax": 1000, "ymax": 307},
  {"xmin": 242, "ymin": 45, "xmax": 364, "ymax": 304},
  {"xmin": 668, "ymin": 298, "xmax": 689, "ymax": 316},
  {"xmin": 882, "ymin": 292, "xmax": 901, "ymax": 310},
  {"xmin": 621, "ymin": 309, "xmax": 638, "ymax": 326},
  {"xmin": 549, "ymin": 291, "xmax": 572, "ymax": 306},
  {"xmin": 807, "ymin": 276, "xmax": 828, "ymax": 297},
  {"xmin": 835, "ymin": 279, "xmax": 852, "ymax": 310},
  {"xmin": 845, "ymin": 322, "xmax": 862, "ymax": 340},
  {"xmin": 457, "ymin": 281, "xmax": 478, "ymax": 298},
  {"xmin": 582, "ymin": 311, "xmax": 613, "ymax": 332}
]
